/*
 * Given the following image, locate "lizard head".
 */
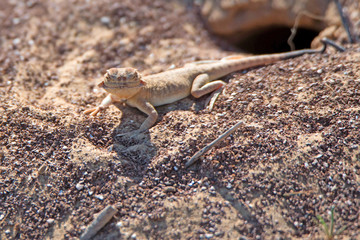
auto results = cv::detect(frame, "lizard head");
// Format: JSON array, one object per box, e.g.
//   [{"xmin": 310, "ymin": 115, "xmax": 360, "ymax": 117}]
[{"xmin": 99, "ymin": 67, "xmax": 145, "ymax": 98}]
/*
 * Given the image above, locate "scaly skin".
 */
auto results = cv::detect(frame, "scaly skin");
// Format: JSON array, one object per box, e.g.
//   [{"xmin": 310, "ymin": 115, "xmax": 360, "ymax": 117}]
[{"xmin": 84, "ymin": 45, "xmax": 326, "ymax": 132}]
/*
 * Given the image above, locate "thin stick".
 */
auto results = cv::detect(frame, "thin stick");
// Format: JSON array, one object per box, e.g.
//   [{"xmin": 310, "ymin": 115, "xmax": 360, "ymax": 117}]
[
  {"xmin": 288, "ymin": 10, "xmax": 326, "ymax": 51},
  {"xmin": 80, "ymin": 205, "xmax": 118, "ymax": 240},
  {"xmin": 333, "ymin": 0, "xmax": 355, "ymax": 43},
  {"xmin": 185, "ymin": 121, "xmax": 243, "ymax": 168},
  {"xmin": 0, "ymin": 212, "xmax": 9, "ymax": 226}
]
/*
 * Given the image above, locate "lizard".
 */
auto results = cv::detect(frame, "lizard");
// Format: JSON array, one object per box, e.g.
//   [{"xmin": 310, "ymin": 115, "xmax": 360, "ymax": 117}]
[{"xmin": 84, "ymin": 40, "xmax": 331, "ymax": 132}]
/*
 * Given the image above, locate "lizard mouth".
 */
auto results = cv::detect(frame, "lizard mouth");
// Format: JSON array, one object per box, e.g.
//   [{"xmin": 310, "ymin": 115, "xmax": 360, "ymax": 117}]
[
  {"xmin": 100, "ymin": 79, "xmax": 145, "ymax": 89},
  {"xmin": 98, "ymin": 81, "xmax": 105, "ymax": 88}
]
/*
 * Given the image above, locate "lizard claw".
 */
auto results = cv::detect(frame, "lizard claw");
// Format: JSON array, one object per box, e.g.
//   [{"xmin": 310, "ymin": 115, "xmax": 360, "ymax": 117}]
[
  {"xmin": 115, "ymin": 132, "xmax": 131, "ymax": 137},
  {"xmin": 84, "ymin": 107, "xmax": 102, "ymax": 116},
  {"xmin": 115, "ymin": 129, "xmax": 145, "ymax": 139},
  {"xmin": 205, "ymin": 86, "xmax": 224, "ymax": 111}
]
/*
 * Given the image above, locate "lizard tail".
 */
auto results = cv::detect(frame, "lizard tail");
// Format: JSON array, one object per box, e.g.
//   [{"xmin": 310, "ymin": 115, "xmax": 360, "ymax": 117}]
[
  {"xmin": 212, "ymin": 38, "xmax": 345, "ymax": 74},
  {"xmin": 221, "ymin": 38, "xmax": 344, "ymax": 63},
  {"xmin": 279, "ymin": 45, "xmax": 325, "ymax": 60},
  {"xmin": 221, "ymin": 54, "xmax": 248, "ymax": 61},
  {"xmin": 280, "ymin": 38, "xmax": 345, "ymax": 60}
]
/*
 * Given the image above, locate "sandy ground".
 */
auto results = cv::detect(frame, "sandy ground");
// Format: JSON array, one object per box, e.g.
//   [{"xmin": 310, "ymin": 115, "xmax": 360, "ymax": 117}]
[{"xmin": 0, "ymin": 0, "xmax": 359, "ymax": 239}]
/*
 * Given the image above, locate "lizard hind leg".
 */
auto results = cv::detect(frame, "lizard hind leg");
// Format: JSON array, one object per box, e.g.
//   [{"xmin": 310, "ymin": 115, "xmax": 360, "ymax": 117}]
[{"xmin": 191, "ymin": 73, "xmax": 225, "ymax": 111}]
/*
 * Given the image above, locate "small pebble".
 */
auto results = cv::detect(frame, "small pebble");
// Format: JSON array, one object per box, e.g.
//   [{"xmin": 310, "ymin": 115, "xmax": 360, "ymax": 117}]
[
  {"xmin": 95, "ymin": 194, "xmax": 104, "ymax": 200},
  {"xmin": 165, "ymin": 186, "xmax": 176, "ymax": 193},
  {"xmin": 100, "ymin": 16, "xmax": 111, "ymax": 24},
  {"xmin": 12, "ymin": 18, "xmax": 20, "ymax": 25},
  {"xmin": 76, "ymin": 183, "xmax": 84, "ymax": 190},
  {"xmin": 46, "ymin": 218, "xmax": 55, "ymax": 224},
  {"xmin": 209, "ymin": 186, "xmax": 216, "ymax": 195},
  {"xmin": 13, "ymin": 38, "xmax": 21, "ymax": 45},
  {"xmin": 205, "ymin": 233, "xmax": 213, "ymax": 239}
]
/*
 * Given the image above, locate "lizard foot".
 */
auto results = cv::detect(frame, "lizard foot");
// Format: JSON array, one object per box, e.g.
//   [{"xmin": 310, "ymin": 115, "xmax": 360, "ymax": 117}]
[
  {"xmin": 84, "ymin": 106, "xmax": 102, "ymax": 116},
  {"xmin": 205, "ymin": 86, "xmax": 224, "ymax": 111},
  {"xmin": 115, "ymin": 129, "xmax": 145, "ymax": 140}
]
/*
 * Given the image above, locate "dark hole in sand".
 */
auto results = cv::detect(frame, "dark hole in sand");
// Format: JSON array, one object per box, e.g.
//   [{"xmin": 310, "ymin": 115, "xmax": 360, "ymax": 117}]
[{"xmin": 218, "ymin": 25, "xmax": 321, "ymax": 54}]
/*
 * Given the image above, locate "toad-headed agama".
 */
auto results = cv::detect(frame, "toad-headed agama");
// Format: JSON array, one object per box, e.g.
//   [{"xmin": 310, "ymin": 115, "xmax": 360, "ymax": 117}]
[{"xmin": 84, "ymin": 42, "xmax": 329, "ymax": 132}]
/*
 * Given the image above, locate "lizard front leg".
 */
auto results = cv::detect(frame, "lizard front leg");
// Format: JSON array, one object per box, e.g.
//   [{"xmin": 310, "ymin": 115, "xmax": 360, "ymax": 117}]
[
  {"xmin": 84, "ymin": 94, "xmax": 117, "ymax": 116},
  {"xmin": 191, "ymin": 73, "xmax": 225, "ymax": 111},
  {"xmin": 128, "ymin": 99, "xmax": 159, "ymax": 131}
]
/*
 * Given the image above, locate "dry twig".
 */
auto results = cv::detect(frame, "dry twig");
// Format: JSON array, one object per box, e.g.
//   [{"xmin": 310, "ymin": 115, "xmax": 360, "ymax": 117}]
[
  {"xmin": 333, "ymin": 0, "xmax": 356, "ymax": 43},
  {"xmin": 185, "ymin": 120, "xmax": 244, "ymax": 168},
  {"xmin": 80, "ymin": 205, "xmax": 118, "ymax": 240}
]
